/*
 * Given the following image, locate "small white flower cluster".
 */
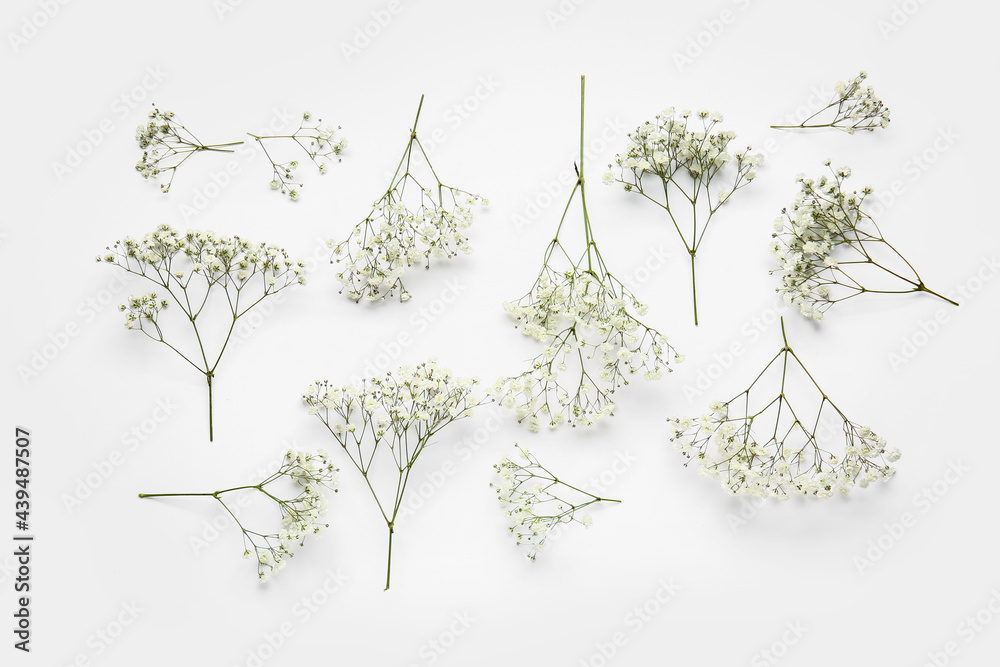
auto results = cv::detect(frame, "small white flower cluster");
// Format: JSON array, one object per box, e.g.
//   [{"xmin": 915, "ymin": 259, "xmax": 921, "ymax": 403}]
[
  {"xmin": 774, "ymin": 71, "xmax": 889, "ymax": 133},
  {"xmin": 491, "ymin": 445, "xmax": 613, "ymax": 561},
  {"xmin": 302, "ymin": 360, "xmax": 481, "ymax": 588},
  {"xmin": 494, "ymin": 262, "xmax": 680, "ymax": 431},
  {"xmin": 134, "ymin": 106, "xmax": 240, "ymax": 194},
  {"xmin": 251, "ymin": 110, "xmax": 347, "ymax": 200},
  {"xmin": 610, "ymin": 109, "xmax": 763, "ymax": 190},
  {"xmin": 119, "ymin": 293, "xmax": 168, "ymax": 330},
  {"xmin": 100, "ymin": 223, "xmax": 307, "ymax": 297},
  {"xmin": 331, "ymin": 182, "xmax": 485, "ymax": 303},
  {"xmin": 668, "ymin": 406, "xmax": 898, "ymax": 499},
  {"xmin": 768, "ymin": 162, "xmax": 952, "ymax": 320},
  {"xmin": 250, "ymin": 449, "xmax": 339, "ymax": 582},
  {"xmin": 668, "ymin": 321, "xmax": 900, "ymax": 499}
]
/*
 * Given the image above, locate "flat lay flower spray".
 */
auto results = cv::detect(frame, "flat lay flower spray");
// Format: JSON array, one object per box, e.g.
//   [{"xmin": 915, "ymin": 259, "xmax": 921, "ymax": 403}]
[
  {"xmin": 493, "ymin": 76, "xmax": 681, "ymax": 431},
  {"xmin": 492, "ymin": 444, "xmax": 619, "ymax": 561},
  {"xmin": 771, "ymin": 71, "xmax": 890, "ymax": 133},
  {"xmin": 608, "ymin": 106, "xmax": 763, "ymax": 324},
  {"xmin": 135, "ymin": 106, "xmax": 345, "ymax": 198},
  {"xmin": 99, "ymin": 224, "xmax": 307, "ymax": 440},
  {"xmin": 139, "ymin": 450, "xmax": 338, "ymax": 582},
  {"xmin": 770, "ymin": 162, "xmax": 957, "ymax": 320},
  {"xmin": 330, "ymin": 95, "xmax": 486, "ymax": 304},
  {"xmin": 302, "ymin": 361, "xmax": 484, "ymax": 589},
  {"xmin": 669, "ymin": 318, "xmax": 900, "ymax": 498}
]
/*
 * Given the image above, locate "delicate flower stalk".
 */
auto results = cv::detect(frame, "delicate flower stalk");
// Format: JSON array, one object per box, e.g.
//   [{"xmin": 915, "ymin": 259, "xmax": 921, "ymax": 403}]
[
  {"xmin": 135, "ymin": 106, "xmax": 244, "ymax": 193},
  {"xmin": 494, "ymin": 76, "xmax": 681, "ymax": 431},
  {"xmin": 138, "ymin": 450, "xmax": 338, "ymax": 582},
  {"xmin": 99, "ymin": 224, "xmax": 307, "ymax": 440},
  {"xmin": 608, "ymin": 108, "xmax": 763, "ymax": 325},
  {"xmin": 669, "ymin": 318, "xmax": 901, "ymax": 498},
  {"xmin": 302, "ymin": 361, "xmax": 484, "ymax": 590},
  {"xmin": 771, "ymin": 71, "xmax": 890, "ymax": 133},
  {"xmin": 492, "ymin": 444, "xmax": 619, "ymax": 561},
  {"xmin": 247, "ymin": 110, "xmax": 347, "ymax": 200},
  {"xmin": 770, "ymin": 162, "xmax": 957, "ymax": 320},
  {"xmin": 330, "ymin": 95, "xmax": 486, "ymax": 303}
]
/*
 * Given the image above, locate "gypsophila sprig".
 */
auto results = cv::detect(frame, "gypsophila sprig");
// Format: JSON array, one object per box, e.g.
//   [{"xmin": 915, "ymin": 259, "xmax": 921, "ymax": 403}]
[
  {"xmin": 329, "ymin": 95, "xmax": 486, "ymax": 303},
  {"xmin": 99, "ymin": 224, "xmax": 307, "ymax": 440},
  {"xmin": 302, "ymin": 360, "xmax": 484, "ymax": 589},
  {"xmin": 770, "ymin": 163, "xmax": 957, "ymax": 320},
  {"xmin": 669, "ymin": 319, "xmax": 900, "ymax": 499},
  {"xmin": 134, "ymin": 105, "xmax": 244, "ymax": 193},
  {"xmin": 248, "ymin": 111, "xmax": 347, "ymax": 200},
  {"xmin": 771, "ymin": 71, "xmax": 890, "ymax": 133},
  {"xmin": 139, "ymin": 450, "xmax": 338, "ymax": 582},
  {"xmin": 493, "ymin": 76, "xmax": 681, "ymax": 431},
  {"xmin": 491, "ymin": 444, "xmax": 619, "ymax": 561},
  {"xmin": 608, "ymin": 108, "xmax": 763, "ymax": 325}
]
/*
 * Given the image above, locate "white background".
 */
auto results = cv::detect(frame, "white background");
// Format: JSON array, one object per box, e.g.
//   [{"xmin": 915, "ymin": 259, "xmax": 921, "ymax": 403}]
[{"xmin": 3, "ymin": 0, "xmax": 999, "ymax": 665}]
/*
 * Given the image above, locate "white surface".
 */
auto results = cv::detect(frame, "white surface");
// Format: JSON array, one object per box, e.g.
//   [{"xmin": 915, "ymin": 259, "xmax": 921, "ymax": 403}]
[{"xmin": 3, "ymin": 0, "xmax": 999, "ymax": 664}]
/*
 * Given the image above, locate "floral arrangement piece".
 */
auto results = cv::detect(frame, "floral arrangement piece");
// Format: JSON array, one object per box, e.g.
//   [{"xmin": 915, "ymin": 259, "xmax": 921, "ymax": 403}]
[
  {"xmin": 771, "ymin": 71, "xmax": 890, "ymax": 133},
  {"xmin": 770, "ymin": 162, "xmax": 957, "ymax": 320},
  {"xmin": 98, "ymin": 224, "xmax": 307, "ymax": 440},
  {"xmin": 492, "ymin": 444, "xmax": 619, "ymax": 561},
  {"xmin": 135, "ymin": 106, "xmax": 345, "ymax": 198},
  {"xmin": 329, "ymin": 95, "xmax": 486, "ymax": 303},
  {"xmin": 302, "ymin": 361, "xmax": 483, "ymax": 590},
  {"xmin": 669, "ymin": 318, "xmax": 901, "ymax": 498},
  {"xmin": 607, "ymin": 108, "xmax": 763, "ymax": 324},
  {"xmin": 139, "ymin": 449, "xmax": 338, "ymax": 582},
  {"xmin": 493, "ymin": 76, "xmax": 681, "ymax": 431},
  {"xmin": 135, "ymin": 106, "xmax": 244, "ymax": 193},
  {"xmin": 247, "ymin": 111, "xmax": 347, "ymax": 200}
]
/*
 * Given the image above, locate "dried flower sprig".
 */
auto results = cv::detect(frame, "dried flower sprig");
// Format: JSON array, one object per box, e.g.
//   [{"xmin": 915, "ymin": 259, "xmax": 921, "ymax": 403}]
[
  {"xmin": 771, "ymin": 71, "xmax": 890, "ymax": 133},
  {"xmin": 770, "ymin": 162, "xmax": 957, "ymax": 320},
  {"xmin": 330, "ymin": 95, "xmax": 486, "ymax": 303},
  {"xmin": 247, "ymin": 110, "xmax": 347, "ymax": 201},
  {"xmin": 491, "ymin": 444, "xmax": 619, "ymax": 561},
  {"xmin": 493, "ymin": 76, "xmax": 681, "ymax": 431},
  {"xmin": 302, "ymin": 361, "xmax": 484, "ymax": 589},
  {"xmin": 139, "ymin": 450, "xmax": 338, "ymax": 582},
  {"xmin": 135, "ymin": 106, "xmax": 244, "ymax": 193},
  {"xmin": 669, "ymin": 319, "xmax": 900, "ymax": 499},
  {"xmin": 608, "ymin": 108, "xmax": 763, "ymax": 325},
  {"xmin": 99, "ymin": 224, "xmax": 307, "ymax": 440}
]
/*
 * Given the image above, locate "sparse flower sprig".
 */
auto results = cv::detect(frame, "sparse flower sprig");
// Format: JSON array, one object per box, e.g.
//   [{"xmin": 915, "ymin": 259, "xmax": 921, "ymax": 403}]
[
  {"xmin": 771, "ymin": 71, "xmax": 890, "ymax": 133},
  {"xmin": 134, "ymin": 105, "xmax": 244, "ymax": 193},
  {"xmin": 494, "ymin": 76, "xmax": 680, "ymax": 431},
  {"xmin": 770, "ymin": 163, "xmax": 957, "ymax": 320},
  {"xmin": 329, "ymin": 95, "xmax": 486, "ymax": 304},
  {"xmin": 99, "ymin": 224, "xmax": 307, "ymax": 440},
  {"xmin": 608, "ymin": 108, "xmax": 763, "ymax": 324},
  {"xmin": 139, "ymin": 450, "xmax": 338, "ymax": 582},
  {"xmin": 302, "ymin": 361, "xmax": 485, "ymax": 590},
  {"xmin": 491, "ymin": 445, "xmax": 619, "ymax": 561},
  {"xmin": 669, "ymin": 319, "xmax": 901, "ymax": 499},
  {"xmin": 248, "ymin": 111, "xmax": 347, "ymax": 200}
]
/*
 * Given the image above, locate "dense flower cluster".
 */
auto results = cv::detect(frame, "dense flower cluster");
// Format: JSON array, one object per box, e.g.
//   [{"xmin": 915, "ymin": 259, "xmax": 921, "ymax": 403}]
[
  {"xmin": 303, "ymin": 360, "xmax": 483, "ymax": 589},
  {"xmin": 495, "ymin": 256, "xmax": 680, "ymax": 430},
  {"xmin": 134, "ymin": 106, "xmax": 243, "ymax": 193},
  {"xmin": 668, "ymin": 320, "xmax": 900, "ymax": 498},
  {"xmin": 139, "ymin": 449, "xmax": 338, "ymax": 582},
  {"xmin": 492, "ymin": 445, "xmax": 617, "ymax": 561},
  {"xmin": 608, "ymin": 108, "xmax": 763, "ymax": 324},
  {"xmin": 330, "ymin": 97, "xmax": 484, "ymax": 303},
  {"xmin": 772, "ymin": 71, "xmax": 890, "ymax": 133},
  {"xmin": 99, "ymin": 224, "xmax": 306, "ymax": 439},
  {"xmin": 249, "ymin": 110, "xmax": 347, "ymax": 200},
  {"xmin": 770, "ymin": 163, "xmax": 955, "ymax": 319}
]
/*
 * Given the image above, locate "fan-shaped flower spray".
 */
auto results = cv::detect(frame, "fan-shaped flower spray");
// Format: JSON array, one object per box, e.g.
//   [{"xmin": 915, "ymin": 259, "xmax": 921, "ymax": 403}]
[{"xmin": 771, "ymin": 71, "xmax": 890, "ymax": 133}]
